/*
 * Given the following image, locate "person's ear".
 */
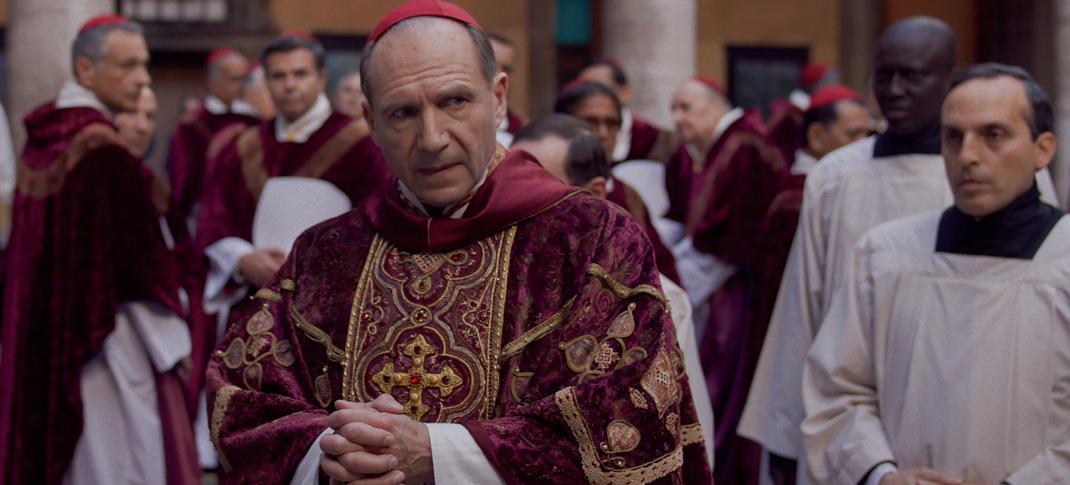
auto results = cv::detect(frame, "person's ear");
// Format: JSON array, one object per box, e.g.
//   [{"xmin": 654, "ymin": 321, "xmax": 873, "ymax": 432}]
[
  {"xmin": 1034, "ymin": 131, "xmax": 1056, "ymax": 171},
  {"xmin": 363, "ymin": 100, "xmax": 378, "ymax": 142},
  {"xmin": 492, "ymin": 72, "xmax": 509, "ymax": 127},
  {"xmin": 806, "ymin": 123, "xmax": 828, "ymax": 157},
  {"xmin": 317, "ymin": 67, "xmax": 329, "ymax": 90},
  {"xmin": 583, "ymin": 176, "xmax": 608, "ymax": 199},
  {"xmin": 74, "ymin": 56, "xmax": 96, "ymax": 88}
]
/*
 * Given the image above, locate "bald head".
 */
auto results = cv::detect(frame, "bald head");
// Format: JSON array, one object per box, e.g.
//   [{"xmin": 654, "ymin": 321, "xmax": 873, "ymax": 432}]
[
  {"xmin": 360, "ymin": 16, "xmax": 496, "ymax": 107},
  {"xmin": 873, "ymin": 16, "xmax": 957, "ymax": 136}
]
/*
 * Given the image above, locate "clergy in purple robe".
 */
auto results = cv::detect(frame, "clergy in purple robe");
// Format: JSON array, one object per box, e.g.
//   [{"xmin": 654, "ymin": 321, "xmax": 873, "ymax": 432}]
[
  {"xmin": 167, "ymin": 47, "xmax": 260, "ymax": 235},
  {"xmin": 578, "ymin": 58, "xmax": 678, "ymax": 163},
  {"xmin": 664, "ymin": 76, "xmax": 787, "ymax": 485},
  {"xmin": 206, "ymin": 2, "xmax": 712, "ymax": 483},
  {"xmin": 0, "ymin": 15, "xmax": 198, "ymax": 485}
]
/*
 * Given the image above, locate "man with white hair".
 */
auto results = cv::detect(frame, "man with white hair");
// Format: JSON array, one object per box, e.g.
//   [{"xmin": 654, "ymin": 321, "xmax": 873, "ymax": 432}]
[{"xmin": 206, "ymin": 1, "xmax": 712, "ymax": 483}]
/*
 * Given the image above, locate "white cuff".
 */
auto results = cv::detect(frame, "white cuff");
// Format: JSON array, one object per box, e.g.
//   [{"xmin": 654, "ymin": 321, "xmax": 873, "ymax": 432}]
[
  {"xmin": 865, "ymin": 462, "xmax": 898, "ymax": 485},
  {"xmin": 427, "ymin": 423, "xmax": 504, "ymax": 485},
  {"xmin": 290, "ymin": 427, "xmax": 332, "ymax": 485},
  {"xmin": 203, "ymin": 237, "xmax": 254, "ymax": 313},
  {"xmin": 119, "ymin": 301, "xmax": 191, "ymax": 372}
]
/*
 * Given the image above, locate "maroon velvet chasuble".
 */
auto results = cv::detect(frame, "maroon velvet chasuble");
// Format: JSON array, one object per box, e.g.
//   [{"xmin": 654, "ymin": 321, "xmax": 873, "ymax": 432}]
[
  {"xmin": 166, "ymin": 105, "xmax": 260, "ymax": 229},
  {"xmin": 765, "ymin": 99, "xmax": 805, "ymax": 165},
  {"xmin": 0, "ymin": 104, "xmax": 182, "ymax": 484},
  {"xmin": 606, "ymin": 179, "xmax": 682, "ymax": 286},
  {"xmin": 206, "ymin": 150, "xmax": 712, "ymax": 484},
  {"xmin": 664, "ymin": 111, "xmax": 787, "ymax": 485}
]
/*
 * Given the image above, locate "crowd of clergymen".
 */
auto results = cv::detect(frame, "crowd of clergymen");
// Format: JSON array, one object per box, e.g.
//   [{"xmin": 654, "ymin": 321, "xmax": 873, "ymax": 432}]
[{"xmin": 1, "ymin": 1, "xmax": 1069, "ymax": 484}]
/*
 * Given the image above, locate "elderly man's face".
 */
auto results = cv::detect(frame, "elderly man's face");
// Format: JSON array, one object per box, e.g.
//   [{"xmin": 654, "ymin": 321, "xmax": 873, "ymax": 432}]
[
  {"xmin": 208, "ymin": 54, "xmax": 250, "ymax": 106},
  {"xmin": 265, "ymin": 48, "xmax": 326, "ymax": 122},
  {"xmin": 78, "ymin": 29, "xmax": 151, "ymax": 113},
  {"xmin": 671, "ymin": 80, "xmax": 726, "ymax": 151},
  {"xmin": 334, "ymin": 73, "xmax": 365, "ymax": 120},
  {"xmin": 115, "ymin": 87, "xmax": 157, "ymax": 158},
  {"xmin": 365, "ymin": 19, "xmax": 507, "ymax": 208},
  {"xmin": 941, "ymin": 76, "xmax": 1054, "ymax": 217}
]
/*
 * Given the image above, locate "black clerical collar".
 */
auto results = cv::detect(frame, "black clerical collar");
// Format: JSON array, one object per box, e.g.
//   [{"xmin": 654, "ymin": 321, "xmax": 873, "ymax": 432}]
[
  {"xmin": 873, "ymin": 124, "xmax": 942, "ymax": 158},
  {"xmin": 935, "ymin": 184, "xmax": 1065, "ymax": 259}
]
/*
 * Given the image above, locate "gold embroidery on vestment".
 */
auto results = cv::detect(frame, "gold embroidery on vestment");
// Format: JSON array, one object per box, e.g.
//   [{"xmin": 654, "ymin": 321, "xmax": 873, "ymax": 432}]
[
  {"xmin": 500, "ymin": 295, "xmax": 577, "ymax": 362},
  {"xmin": 640, "ymin": 345, "xmax": 681, "ymax": 417},
  {"xmin": 559, "ymin": 304, "xmax": 647, "ymax": 383},
  {"xmin": 629, "ymin": 387, "xmax": 649, "ymax": 410},
  {"xmin": 254, "ymin": 288, "xmax": 282, "ymax": 302},
  {"xmin": 680, "ymin": 423, "xmax": 704, "ymax": 446},
  {"xmin": 370, "ymin": 334, "xmax": 463, "ymax": 420},
  {"xmin": 314, "ymin": 366, "xmax": 332, "ymax": 408},
  {"xmin": 219, "ymin": 305, "xmax": 295, "ymax": 391},
  {"xmin": 343, "ymin": 227, "xmax": 515, "ymax": 422},
  {"xmin": 605, "ymin": 420, "xmax": 642, "ymax": 453},
  {"xmin": 211, "ymin": 385, "xmax": 240, "ymax": 473},
  {"xmin": 509, "ymin": 367, "xmax": 534, "ymax": 404},
  {"xmin": 555, "ymin": 387, "xmax": 683, "ymax": 484},
  {"xmin": 585, "ymin": 264, "xmax": 668, "ymax": 307},
  {"xmin": 291, "ymin": 305, "xmax": 345, "ymax": 363}
]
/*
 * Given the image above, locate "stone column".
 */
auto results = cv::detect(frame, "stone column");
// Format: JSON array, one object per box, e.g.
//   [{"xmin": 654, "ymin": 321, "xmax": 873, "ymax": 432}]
[
  {"xmin": 1053, "ymin": 0, "xmax": 1070, "ymax": 207},
  {"xmin": 839, "ymin": 0, "xmax": 880, "ymax": 94},
  {"xmin": 6, "ymin": 0, "xmax": 113, "ymax": 147},
  {"xmin": 602, "ymin": 0, "xmax": 696, "ymax": 128}
]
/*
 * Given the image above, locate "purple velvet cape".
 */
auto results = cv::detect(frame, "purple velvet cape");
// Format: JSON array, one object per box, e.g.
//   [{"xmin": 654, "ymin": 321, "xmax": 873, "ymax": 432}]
[
  {"xmin": 664, "ymin": 111, "xmax": 788, "ymax": 485},
  {"xmin": 0, "ymin": 104, "xmax": 183, "ymax": 484},
  {"xmin": 765, "ymin": 100, "xmax": 805, "ymax": 166},
  {"xmin": 205, "ymin": 150, "xmax": 712, "ymax": 484}
]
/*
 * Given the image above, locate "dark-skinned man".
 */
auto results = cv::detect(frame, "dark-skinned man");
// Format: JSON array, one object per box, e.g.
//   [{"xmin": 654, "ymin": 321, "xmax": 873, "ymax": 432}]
[
  {"xmin": 804, "ymin": 63, "xmax": 1070, "ymax": 485},
  {"xmin": 205, "ymin": 1, "xmax": 712, "ymax": 483}
]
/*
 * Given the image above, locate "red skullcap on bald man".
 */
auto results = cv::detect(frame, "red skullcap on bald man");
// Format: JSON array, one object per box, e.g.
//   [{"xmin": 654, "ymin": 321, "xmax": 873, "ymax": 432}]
[
  {"xmin": 369, "ymin": 0, "xmax": 482, "ymax": 42},
  {"xmin": 206, "ymin": 48, "xmax": 240, "ymax": 68},
  {"xmin": 693, "ymin": 76, "xmax": 726, "ymax": 98},
  {"xmin": 79, "ymin": 14, "xmax": 130, "ymax": 34},
  {"xmin": 807, "ymin": 84, "xmax": 860, "ymax": 111}
]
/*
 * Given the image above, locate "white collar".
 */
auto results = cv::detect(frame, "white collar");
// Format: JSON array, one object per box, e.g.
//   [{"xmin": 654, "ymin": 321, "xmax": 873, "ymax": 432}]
[
  {"xmin": 204, "ymin": 95, "xmax": 229, "ymax": 115},
  {"xmin": 791, "ymin": 149, "xmax": 819, "ymax": 175},
  {"xmin": 274, "ymin": 93, "xmax": 332, "ymax": 143},
  {"xmin": 789, "ymin": 89, "xmax": 811, "ymax": 111},
  {"xmin": 612, "ymin": 108, "xmax": 634, "ymax": 161},
  {"xmin": 55, "ymin": 80, "xmax": 112, "ymax": 118},
  {"xmin": 688, "ymin": 107, "xmax": 743, "ymax": 162}
]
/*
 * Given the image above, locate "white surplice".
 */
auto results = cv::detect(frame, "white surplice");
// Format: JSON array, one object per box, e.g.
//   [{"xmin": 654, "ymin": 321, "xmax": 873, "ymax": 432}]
[
  {"xmin": 802, "ymin": 211, "xmax": 1070, "ymax": 485},
  {"xmin": 738, "ymin": 137, "xmax": 953, "ymax": 465}
]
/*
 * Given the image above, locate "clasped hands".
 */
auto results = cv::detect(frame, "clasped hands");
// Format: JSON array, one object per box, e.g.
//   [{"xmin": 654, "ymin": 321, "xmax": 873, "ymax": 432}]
[{"xmin": 319, "ymin": 394, "xmax": 433, "ymax": 485}]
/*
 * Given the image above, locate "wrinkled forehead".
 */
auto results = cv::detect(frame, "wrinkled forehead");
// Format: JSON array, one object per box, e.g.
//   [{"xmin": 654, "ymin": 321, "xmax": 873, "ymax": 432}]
[{"xmin": 366, "ymin": 17, "xmax": 483, "ymax": 94}]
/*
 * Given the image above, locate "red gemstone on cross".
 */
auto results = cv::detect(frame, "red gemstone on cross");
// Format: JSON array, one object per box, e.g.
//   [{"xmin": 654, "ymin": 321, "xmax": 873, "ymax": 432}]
[
  {"xmin": 410, "ymin": 373, "xmax": 423, "ymax": 385},
  {"xmin": 450, "ymin": 254, "xmax": 463, "ymax": 261}
]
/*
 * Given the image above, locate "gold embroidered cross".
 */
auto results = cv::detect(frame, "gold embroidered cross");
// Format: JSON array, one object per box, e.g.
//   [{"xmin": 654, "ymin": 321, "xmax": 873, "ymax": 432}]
[{"xmin": 371, "ymin": 334, "xmax": 462, "ymax": 420}]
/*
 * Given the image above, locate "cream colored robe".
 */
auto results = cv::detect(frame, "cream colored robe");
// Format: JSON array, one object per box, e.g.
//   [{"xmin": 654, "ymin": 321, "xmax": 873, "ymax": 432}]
[
  {"xmin": 739, "ymin": 135, "xmax": 1060, "ymax": 465},
  {"xmin": 802, "ymin": 211, "xmax": 1070, "ymax": 485},
  {"xmin": 738, "ymin": 137, "xmax": 953, "ymax": 461}
]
